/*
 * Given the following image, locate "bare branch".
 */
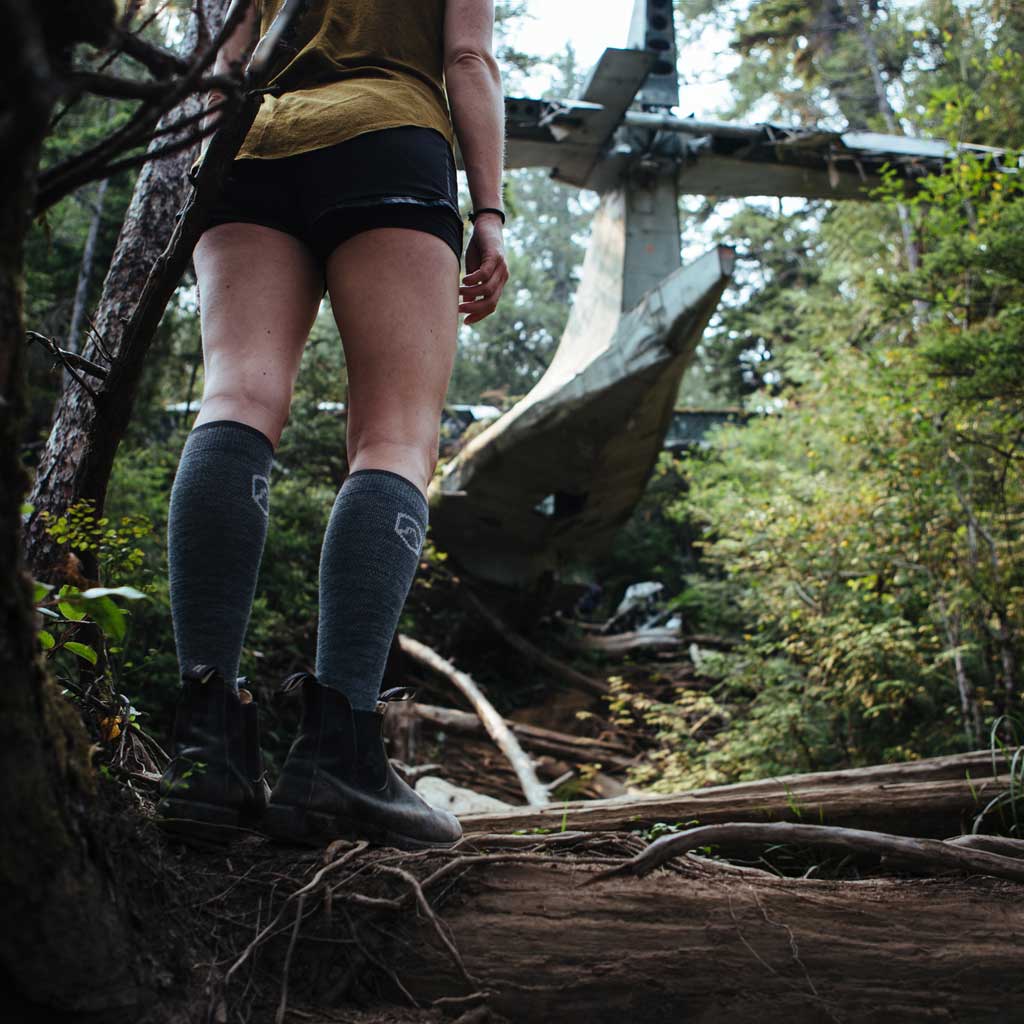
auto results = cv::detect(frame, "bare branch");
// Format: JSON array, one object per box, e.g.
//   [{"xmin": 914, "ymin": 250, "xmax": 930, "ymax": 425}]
[
  {"xmin": 399, "ymin": 635, "xmax": 551, "ymax": 806},
  {"xmin": 35, "ymin": 0, "xmax": 256, "ymax": 213},
  {"xmin": 108, "ymin": 24, "xmax": 190, "ymax": 79},
  {"xmin": 64, "ymin": 70, "xmax": 238, "ymax": 103},
  {"xmin": 26, "ymin": 331, "xmax": 102, "ymax": 399}
]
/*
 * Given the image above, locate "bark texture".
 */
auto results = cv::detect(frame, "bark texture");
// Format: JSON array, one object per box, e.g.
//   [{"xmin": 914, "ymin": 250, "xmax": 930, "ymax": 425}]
[
  {"xmin": 0, "ymin": 1, "xmax": 137, "ymax": 1016},
  {"xmin": 396, "ymin": 860, "xmax": 1024, "ymax": 1023},
  {"xmin": 25, "ymin": 1, "xmax": 223, "ymax": 581},
  {"xmin": 461, "ymin": 748, "xmax": 1013, "ymax": 837}
]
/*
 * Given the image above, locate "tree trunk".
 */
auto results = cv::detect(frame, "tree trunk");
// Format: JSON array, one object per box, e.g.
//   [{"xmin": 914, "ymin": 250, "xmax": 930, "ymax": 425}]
[
  {"xmin": 0, "ymin": 1, "xmax": 138, "ymax": 1017},
  {"xmin": 25, "ymin": 1, "xmax": 225, "ymax": 581},
  {"xmin": 459, "ymin": 748, "xmax": 1013, "ymax": 837},
  {"xmin": 839, "ymin": 0, "xmax": 921, "ymax": 274},
  {"xmin": 395, "ymin": 860, "xmax": 1024, "ymax": 1022},
  {"xmin": 65, "ymin": 175, "xmax": 110, "ymax": 357}
]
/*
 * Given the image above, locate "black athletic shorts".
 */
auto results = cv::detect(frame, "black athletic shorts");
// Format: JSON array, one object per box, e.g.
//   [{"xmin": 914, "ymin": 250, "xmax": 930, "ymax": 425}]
[{"xmin": 200, "ymin": 125, "xmax": 464, "ymax": 285}]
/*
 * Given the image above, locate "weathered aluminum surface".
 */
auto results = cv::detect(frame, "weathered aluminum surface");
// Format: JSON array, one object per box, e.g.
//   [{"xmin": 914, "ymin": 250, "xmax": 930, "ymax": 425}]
[{"xmin": 429, "ymin": 209, "xmax": 734, "ymax": 584}]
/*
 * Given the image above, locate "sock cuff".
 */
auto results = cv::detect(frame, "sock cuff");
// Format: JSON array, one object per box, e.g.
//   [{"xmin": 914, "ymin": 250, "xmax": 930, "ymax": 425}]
[
  {"xmin": 188, "ymin": 419, "xmax": 275, "ymax": 461},
  {"xmin": 343, "ymin": 469, "xmax": 428, "ymax": 520}
]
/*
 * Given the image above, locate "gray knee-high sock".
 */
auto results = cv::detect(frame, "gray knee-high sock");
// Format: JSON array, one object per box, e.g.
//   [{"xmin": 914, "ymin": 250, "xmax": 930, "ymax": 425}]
[
  {"xmin": 316, "ymin": 469, "xmax": 427, "ymax": 710},
  {"xmin": 168, "ymin": 419, "xmax": 274, "ymax": 686}
]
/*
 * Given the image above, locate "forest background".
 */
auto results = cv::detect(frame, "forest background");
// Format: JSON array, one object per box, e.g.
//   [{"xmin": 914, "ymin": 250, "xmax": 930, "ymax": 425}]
[{"xmin": 23, "ymin": 0, "xmax": 1024, "ymax": 802}]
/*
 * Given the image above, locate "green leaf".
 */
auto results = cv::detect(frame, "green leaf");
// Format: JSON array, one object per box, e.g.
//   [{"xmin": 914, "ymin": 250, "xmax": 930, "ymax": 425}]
[
  {"xmin": 33, "ymin": 581, "xmax": 54, "ymax": 602},
  {"xmin": 65, "ymin": 642, "xmax": 98, "ymax": 665},
  {"xmin": 21, "ymin": 502, "xmax": 34, "ymax": 516},
  {"xmin": 79, "ymin": 586, "xmax": 147, "ymax": 601},
  {"xmin": 83, "ymin": 596, "xmax": 126, "ymax": 642},
  {"xmin": 58, "ymin": 599, "xmax": 88, "ymax": 622},
  {"xmin": 38, "ymin": 630, "xmax": 55, "ymax": 650}
]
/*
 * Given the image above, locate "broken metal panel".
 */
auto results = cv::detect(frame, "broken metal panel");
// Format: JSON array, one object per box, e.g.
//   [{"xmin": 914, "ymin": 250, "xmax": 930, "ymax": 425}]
[
  {"xmin": 429, "ymin": 246, "xmax": 734, "ymax": 585},
  {"xmin": 549, "ymin": 48, "xmax": 654, "ymax": 187},
  {"xmin": 674, "ymin": 153, "xmax": 882, "ymax": 200},
  {"xmin": 627, "ymin": 0, "xmax": 679, "ymax": 111},
  {"xmin": 537, "ymin": 189, "xmax": 628, "ymax": 396},
  {"xmin": 623, "ymin": 167, "xmax": 681, "ymax": 310}
]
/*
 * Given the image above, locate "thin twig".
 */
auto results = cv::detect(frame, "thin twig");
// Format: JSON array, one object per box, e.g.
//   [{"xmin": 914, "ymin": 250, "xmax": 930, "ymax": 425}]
[
  {"xmin": 26, "ymin": 331, "xmax": 109, "ymax": 379},
  {"xmin": 26, "ymin": 331, "xmax": 99, "ymax": 398}
]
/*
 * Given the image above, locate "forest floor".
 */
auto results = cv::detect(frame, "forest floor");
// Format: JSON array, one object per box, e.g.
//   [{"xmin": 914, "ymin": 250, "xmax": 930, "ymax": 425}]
[
  {"xmin": 87, "ymin": 588, "xmax": 1024, "ymax": 1024},
  {"xmin": 64, "ymin": 565, "xmax": 1024, "ymax": 1024}
]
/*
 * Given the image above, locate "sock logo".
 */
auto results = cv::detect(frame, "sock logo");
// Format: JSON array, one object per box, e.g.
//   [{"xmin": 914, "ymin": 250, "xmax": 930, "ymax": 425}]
[
  {"xmin": 252, "ymin": 475, "xmax": 270, "ymax": 518},
  {"xmin": 394, "ymin": 512, "xmax": 423, "ymax": 555}
]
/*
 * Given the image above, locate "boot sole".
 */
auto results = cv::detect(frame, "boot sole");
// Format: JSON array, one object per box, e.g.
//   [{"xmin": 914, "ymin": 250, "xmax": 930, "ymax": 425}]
[
  {"xmin": 261, "ymin": 801, "xmax": 459, "ymax": 852},
  {"xmin": 156, "ymin": 796, "xmax": 263, "ymax": 847}
]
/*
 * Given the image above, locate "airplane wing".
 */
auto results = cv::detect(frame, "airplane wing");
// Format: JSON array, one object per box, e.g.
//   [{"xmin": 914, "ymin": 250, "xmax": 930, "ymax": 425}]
[{"xmin": 456, "ymin": 45, "xmax": 1006, "ymax": 200}]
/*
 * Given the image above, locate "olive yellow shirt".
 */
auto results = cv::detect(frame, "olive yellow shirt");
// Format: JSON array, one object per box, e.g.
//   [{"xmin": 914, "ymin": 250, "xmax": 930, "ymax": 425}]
[{"xmin": 236, "ymin": 0, "xmax": 454, "ymax": 161}]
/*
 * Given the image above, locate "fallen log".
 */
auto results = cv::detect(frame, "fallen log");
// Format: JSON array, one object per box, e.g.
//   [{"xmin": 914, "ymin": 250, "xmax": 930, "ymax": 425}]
[
  {"xmin": 219, "ymin": 837, "xmax": 1024, "ymax": 1023},
  {"xmin": 569, "ymin": 626, "xmax": 682, "ymax": 655},
  {"xmin": 459, "ymin": 747, "xmax": 1014, "ymax": 838},
  {"xmin": 397, "ymin": 860, "xmax": 1024, "ymax": 1022},
  {"xmin": 411, "ymin": 701, "xmax": 635, "ymax": 769},
  {"xmin": 398, "ymin": 635, "xmax": 549, "ymax": 806}
]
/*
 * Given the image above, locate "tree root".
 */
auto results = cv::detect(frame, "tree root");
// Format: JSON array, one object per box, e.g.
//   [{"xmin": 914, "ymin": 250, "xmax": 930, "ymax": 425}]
[{"xmin": 587, "ymin": 820, "xmax": 1024, "ymax": 885}]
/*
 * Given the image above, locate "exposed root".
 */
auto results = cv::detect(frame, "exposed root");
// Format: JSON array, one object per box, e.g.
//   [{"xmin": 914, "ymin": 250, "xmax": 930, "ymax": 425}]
[
  {"xmin": 190, "ymin": 830, "xmax": 637, "ymax": 1022},
  {"xmin": 587, "ymin": 820, "xmax": 1024, "ymax": 885}
]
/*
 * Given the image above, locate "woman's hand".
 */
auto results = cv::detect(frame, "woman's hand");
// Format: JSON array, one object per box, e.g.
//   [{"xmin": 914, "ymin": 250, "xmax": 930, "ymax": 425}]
[{"xmin": 459, "ymin": 214, "xmax": 508, "ymax": 325}]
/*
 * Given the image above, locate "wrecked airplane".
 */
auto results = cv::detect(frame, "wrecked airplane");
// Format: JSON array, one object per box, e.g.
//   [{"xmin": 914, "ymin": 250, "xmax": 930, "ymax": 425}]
[{"xmin": 430, "ymin": 0, "xmax": 1003, "ymax": 585}]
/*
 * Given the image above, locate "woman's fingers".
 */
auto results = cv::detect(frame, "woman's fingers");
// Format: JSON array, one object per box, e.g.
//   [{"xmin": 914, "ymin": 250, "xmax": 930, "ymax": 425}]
[
  {"xmin": 459, "ymin": 222, "xmax": 509, "ymax": 323},
  {"xmin": 458, "ymin": 259, "xmax": 508, "ymax": 323}
]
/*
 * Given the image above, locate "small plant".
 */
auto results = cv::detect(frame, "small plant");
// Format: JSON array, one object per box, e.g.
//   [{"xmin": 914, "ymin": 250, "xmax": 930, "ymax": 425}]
[
  {"xmin": 639, "ymin": 819, "xmax": 701, "ymax": 842},
  {"xmin": 39, "ymin": 498, "xmax": 152, "ymax": 579},
  {"xmin": 162, "ymin": 761, "xmax": 207, "ymax": 794},
  {"xmin": 970, "ymin": 714, "xmax": 1024, "ymax": 838},
  {"xmin": 35, "ymin": 580, "xmax": 147, "ymax": 668}
]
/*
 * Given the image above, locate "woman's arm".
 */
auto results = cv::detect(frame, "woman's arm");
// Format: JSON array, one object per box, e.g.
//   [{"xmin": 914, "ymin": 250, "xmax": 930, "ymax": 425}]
[
  {"xmin": 201, "ymin": 0, "xmax": 262, "ymax": 143},
  {"xmin": 444, "ymin": 0, "xmax": 508, "ymax": 324}
]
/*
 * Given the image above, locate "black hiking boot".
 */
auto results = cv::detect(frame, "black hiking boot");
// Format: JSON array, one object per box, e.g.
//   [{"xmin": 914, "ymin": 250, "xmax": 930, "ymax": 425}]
[
  {"xmin": 157, "ymin": 664, "xmax": 271, "ymax": 844},
  {"xmin": 261, "ymin": 673, "xmax": 462, "ymax": 850}
]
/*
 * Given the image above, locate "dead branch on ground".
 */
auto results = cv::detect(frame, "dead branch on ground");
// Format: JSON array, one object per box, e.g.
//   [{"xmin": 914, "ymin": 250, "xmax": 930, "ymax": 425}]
[
  {"xmin": 410, "ymin": 701, "xmax": 635, "ymax": 768},
  {"xmin": 399, "ymin": 635, "xmax": 549, "ymax": 806}
]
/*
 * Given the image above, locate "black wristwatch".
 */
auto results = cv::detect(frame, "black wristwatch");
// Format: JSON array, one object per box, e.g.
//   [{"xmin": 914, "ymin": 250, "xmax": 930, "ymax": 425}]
[{"xmin": 468, "ymin": 207, "xmax": 506, "ymax": 224}]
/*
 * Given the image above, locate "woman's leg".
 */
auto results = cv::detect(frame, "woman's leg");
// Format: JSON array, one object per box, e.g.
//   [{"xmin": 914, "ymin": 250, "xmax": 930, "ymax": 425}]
[
  {"xmin": 317, "ymin": 228, "xmax": 459, "ymax": 709},
  {"xmin": 168, "ymin": 223, "xmax": 322, "ymax": 684}
]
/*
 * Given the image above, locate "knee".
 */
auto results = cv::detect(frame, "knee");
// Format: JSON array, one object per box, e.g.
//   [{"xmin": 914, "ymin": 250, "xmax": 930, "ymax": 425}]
[
  {"xmin": 347, "ymin": 431, "xmax": 438, "ymax": 495},
  {"xmin": 201, "ymin": 379, "xmax": 293, "ymax": 440}
]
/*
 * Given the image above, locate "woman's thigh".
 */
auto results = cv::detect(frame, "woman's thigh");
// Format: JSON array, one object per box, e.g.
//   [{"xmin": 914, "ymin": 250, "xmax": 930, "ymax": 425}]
[
  {"xmin": 192, "ymin": 222, "xmax": 323, "ymax": 445},
  {"xmin": 325, "ymin": 228, "xmax": 459, "ymax": 495}
]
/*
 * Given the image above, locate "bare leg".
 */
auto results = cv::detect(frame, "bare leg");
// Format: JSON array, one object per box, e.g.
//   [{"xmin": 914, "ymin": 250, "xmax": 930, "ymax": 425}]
[
  {"xmin": 325, "ymin": 228, "xmax": 459, "ymax": 495},
  {"xmin": 167, "ymin": 223, "xmax": 323, "ymax": 683},
  {"xmin": 192, "ymin": 222, "xmax": 323, "ymax": 445}
]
